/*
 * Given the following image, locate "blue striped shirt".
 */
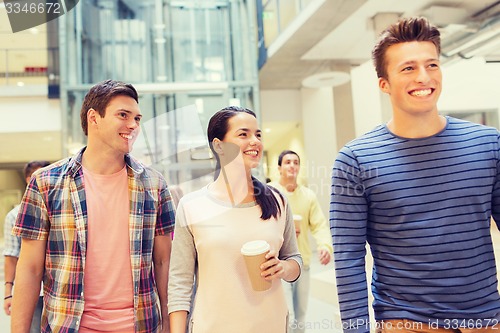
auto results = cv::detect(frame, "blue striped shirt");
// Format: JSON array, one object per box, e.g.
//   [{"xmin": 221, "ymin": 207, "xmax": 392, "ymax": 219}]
[{"xmin": 330, "ymin": 117, "xmax": 500, "ymax": 332}]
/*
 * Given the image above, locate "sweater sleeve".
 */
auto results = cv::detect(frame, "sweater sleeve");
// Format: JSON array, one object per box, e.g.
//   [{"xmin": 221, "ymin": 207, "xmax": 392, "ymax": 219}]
[
  {"xmin": 3, "ymin": 206, "xmax": 21, "ymax": 257},
  {"xmin": 330, "ymin": 147, "xmax": 370, "ymax": 333},
  {"xmin": 167, "ymin": 199, "xmax": 197, "ymax": 314},
  {"xmin": 307, "ymin": 191, "xmax": 333, "ymax": 254},
  {"xmin": 491, "ymin": 132, "xmax": 500, "ymax": 228},
  {"xmin": 279, "ymin": 201, "xmax": 303, "ymax": 273}
]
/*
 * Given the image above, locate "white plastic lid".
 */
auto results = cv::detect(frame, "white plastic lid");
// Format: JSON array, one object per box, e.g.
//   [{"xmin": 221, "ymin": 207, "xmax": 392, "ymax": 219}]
[{"xmin": 241, "ymin": 240, "xmax": 270, "ymax": 256}]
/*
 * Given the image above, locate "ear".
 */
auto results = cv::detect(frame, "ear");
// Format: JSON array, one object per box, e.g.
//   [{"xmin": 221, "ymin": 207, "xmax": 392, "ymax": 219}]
[
  {"xmin": 378, "ymin": 77, "xmax": 390, "ymax": 94},
  {"xmin": 212, "ymin": 138, "xmax": 224, "ymax": 155},
  {"xmin": 87, "ymin": 108, "xmax": 98, "ymax": 124}
]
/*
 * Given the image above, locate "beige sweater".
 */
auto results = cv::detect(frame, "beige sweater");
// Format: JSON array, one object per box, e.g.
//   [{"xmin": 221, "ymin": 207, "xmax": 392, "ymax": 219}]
[{"xmin": 168, "ymin": 186, "xmax": 302, "ymax": 333}]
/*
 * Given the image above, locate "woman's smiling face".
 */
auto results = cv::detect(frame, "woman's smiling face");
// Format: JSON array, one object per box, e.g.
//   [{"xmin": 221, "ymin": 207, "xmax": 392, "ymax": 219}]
[{"xmin": 221, "ymin": 112, "xmax": 263, "ymax": 171}]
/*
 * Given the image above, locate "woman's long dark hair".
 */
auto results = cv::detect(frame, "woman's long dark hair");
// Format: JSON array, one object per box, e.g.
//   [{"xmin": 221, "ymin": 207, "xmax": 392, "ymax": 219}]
[{"xmin": 207, "ymin": 106, "xmax": 284, "ymax": 220}]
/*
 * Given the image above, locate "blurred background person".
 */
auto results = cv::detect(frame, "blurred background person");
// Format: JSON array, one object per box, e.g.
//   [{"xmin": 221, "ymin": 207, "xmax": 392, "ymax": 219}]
[
  {"xmin": 3, "ymin": 160, "xmax": 50, "ymax": 333},
  {"xmin": 269, "ymin": 150, "xmax": 332, "ymax": 333}
]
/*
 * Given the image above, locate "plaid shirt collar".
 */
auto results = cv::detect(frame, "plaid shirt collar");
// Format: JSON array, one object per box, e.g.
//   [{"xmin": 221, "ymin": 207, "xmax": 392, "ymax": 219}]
[{"xmin": 68, "ymin": 147, "xmax": 145, "ymax": 177}]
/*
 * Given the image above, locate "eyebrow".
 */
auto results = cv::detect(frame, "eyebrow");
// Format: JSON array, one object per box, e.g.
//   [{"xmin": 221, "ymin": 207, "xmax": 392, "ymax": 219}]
[
  {"xmin": 237, "ymin": 128, "xmax": 261, "ymax": 133},
  {"xmin": 117, "ymin": 109, "xmax": 143, "ymax": 118},
  {"xmin": 398, "ymin": 58, "xmax": 440, "ymax": 67}
]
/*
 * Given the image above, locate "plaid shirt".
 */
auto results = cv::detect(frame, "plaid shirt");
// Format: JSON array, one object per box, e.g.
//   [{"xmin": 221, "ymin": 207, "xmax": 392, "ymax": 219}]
[
  {"xmin": 3, "ymin": 204, "xmax": 21, "ymax": 257},
  {"xmin": 13, "ymin": 148, "xmax": 175, "ymax": 333}
]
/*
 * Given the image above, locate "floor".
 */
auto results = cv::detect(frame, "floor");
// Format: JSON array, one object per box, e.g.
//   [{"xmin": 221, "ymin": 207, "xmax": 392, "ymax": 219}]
[{"xmin": 302, "ymin": 249, "xmax": 343, "ymax": 333}]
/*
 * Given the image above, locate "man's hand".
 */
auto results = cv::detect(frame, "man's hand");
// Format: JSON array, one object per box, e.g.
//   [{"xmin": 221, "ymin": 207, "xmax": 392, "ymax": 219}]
[
  {"xmin": 4, "ymin": 297, "xmax": 13, "ymax": 316},
  {"xmin": 318, "ymin": 248, "xmax": 331, "ymax": 265}
]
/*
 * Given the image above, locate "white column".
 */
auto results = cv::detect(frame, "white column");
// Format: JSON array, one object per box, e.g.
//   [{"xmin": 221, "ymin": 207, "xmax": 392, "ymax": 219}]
[
  {"xmin": 351, "ymin": 60, "xmax": 388, "ymax": 136},
  {"xmin": 301, "ymin": 87, "xmax": 336, "ymax": 213}
]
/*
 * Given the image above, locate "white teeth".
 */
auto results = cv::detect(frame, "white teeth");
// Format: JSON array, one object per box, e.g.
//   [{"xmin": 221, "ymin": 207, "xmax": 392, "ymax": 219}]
[
  {"xmin": 411, "ymin": 89, "xmax": 432, "ymax": 97},
  {"xmin": 121, "ymin": 134, "xmax": 133, "ymax": 140},
  {"xmin": 244, "ymin": 150, "xmax": 258, "ymax": 156}
]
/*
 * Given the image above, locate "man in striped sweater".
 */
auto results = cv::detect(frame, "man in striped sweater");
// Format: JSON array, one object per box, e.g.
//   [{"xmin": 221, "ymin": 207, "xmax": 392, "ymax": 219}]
[{"xmin": 331, "ymin": 17, "xmax": 500, "ymax": 333}]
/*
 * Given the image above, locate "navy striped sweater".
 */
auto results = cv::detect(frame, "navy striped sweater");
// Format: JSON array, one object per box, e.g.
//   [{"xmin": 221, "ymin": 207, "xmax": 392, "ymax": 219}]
[{"xmin": 330, "ymin": 117, "xmax": 500, "ymax": 332}]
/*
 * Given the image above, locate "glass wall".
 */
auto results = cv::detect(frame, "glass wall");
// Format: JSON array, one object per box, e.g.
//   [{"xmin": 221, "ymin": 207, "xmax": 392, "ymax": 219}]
[{"xmin": 59, "ymin": 0, "xmax": 259, "ymax": 191}]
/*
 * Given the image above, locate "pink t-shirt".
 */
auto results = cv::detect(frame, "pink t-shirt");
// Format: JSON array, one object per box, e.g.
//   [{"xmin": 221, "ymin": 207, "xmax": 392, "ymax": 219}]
[{"xmin": 80, "ymin": 166, "xmax": 134, "ymax": 333}]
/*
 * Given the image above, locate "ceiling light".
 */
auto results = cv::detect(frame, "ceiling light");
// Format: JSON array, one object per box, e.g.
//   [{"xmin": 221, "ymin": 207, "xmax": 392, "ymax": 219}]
[{"xmin": 302, "ymin": 71, "xmax": 350, "ymax": 88}]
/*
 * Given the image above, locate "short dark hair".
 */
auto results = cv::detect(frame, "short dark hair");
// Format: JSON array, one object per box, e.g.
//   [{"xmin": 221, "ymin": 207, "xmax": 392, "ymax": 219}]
[
  {"xmin": 372, "ymin": 17, "xmax": 441, "ymax": 79},
  {"xmin": 80, "ymin": 79, "xmax": 139, "ymax": 136},
  {"xmin": 24, "ymin": 160, "xmax": 50, "ymax": 179},
  {"xmin": 277, "ymin": 150, "xmax": 300, "ymax": 166}
]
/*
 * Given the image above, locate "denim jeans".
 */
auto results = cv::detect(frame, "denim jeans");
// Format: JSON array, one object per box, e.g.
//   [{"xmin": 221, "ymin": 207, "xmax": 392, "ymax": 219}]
[
  {"xmin": 283, "ymin": 267, "xmax": 310, "ymax": 333},
  {"xmin": 30, "ymin": 296, "xmax": 43, "ymax": 333}
]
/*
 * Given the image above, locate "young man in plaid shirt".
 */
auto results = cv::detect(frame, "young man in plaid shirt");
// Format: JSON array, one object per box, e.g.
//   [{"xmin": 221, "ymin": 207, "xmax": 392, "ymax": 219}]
[{"xmin": 11, "ymin": 80, "xmax": 175, "ymax": 333}]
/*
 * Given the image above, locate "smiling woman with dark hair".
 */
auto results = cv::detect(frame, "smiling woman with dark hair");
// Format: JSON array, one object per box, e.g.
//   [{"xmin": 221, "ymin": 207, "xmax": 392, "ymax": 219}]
[{"xmin": 168, "ymin": 106, "xmax": 302, "ymax": 333}]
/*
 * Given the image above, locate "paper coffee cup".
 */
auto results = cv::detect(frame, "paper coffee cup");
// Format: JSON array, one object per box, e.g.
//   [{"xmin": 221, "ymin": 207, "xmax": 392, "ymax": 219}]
[
  {"xmin": 241, "ymin": 240, "xmax": 272, "ymax": 291},
  {"xmin": 293, "ymin": 214, "xmax": 302, "ymax": 235}
]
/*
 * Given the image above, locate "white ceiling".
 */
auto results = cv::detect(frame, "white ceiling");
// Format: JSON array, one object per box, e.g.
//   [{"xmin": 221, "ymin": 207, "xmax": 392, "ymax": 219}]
[
  {"xmin": 259, "ymin": 0, "xmax": 500, "ymax": 89},
  {"xmin": 305, "ymin": 0, "xmax": 500, "ymax": 61},
  {"xmin": 259, "ymin": 0, "xmax": 500, "ymax": 149}
]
